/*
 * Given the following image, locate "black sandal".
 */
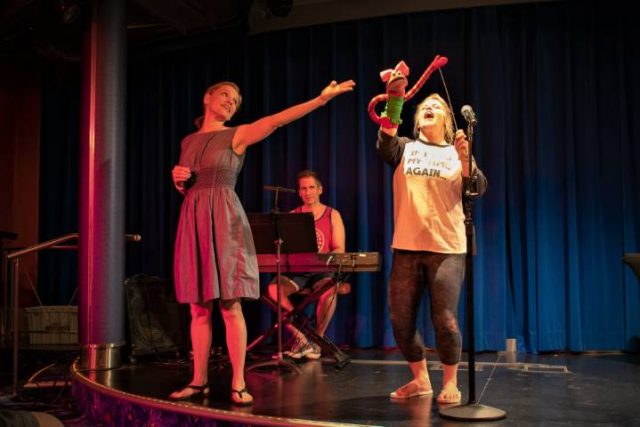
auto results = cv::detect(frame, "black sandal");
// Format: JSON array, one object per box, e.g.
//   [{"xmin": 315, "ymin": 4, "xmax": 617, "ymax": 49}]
[
  {"xmin": 230, "ymin": 387, "xmax": 253, "ymax": 406},
  {"xmin": 169, "ymin": 384, "xmax": 210, "ymax": 400}
]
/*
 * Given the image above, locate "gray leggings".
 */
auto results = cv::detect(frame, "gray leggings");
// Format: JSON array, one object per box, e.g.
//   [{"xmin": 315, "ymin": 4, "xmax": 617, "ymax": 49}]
[{"xmin": 389, "ymin": 250, "xmax": 465, "ymax": 365}]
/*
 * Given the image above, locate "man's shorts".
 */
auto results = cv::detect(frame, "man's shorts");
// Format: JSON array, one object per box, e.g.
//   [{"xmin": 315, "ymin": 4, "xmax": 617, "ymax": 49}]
[{"xmin": 283, "ymin": 273, "xmax": 334, "ymax": 292}]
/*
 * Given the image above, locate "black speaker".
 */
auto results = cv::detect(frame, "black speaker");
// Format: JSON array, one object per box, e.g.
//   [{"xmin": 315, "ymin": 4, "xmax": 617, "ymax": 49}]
[{"xmin": 124, "ymin": 274, "xmax": 187, "ymax": 358}]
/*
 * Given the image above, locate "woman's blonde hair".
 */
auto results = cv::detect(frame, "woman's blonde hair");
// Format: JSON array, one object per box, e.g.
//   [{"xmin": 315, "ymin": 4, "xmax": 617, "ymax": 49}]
[
  {"xmin": 413, "ymin": 93, "xmax": 454, "ymax": 143},
  {"xmin": 194, "ymin": 81, "xmax": 242, "ymax": 129}
]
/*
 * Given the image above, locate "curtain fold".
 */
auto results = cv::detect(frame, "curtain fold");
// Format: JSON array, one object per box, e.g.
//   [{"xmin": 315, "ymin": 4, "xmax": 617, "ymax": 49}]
[{"xmin": 39, "ymin": 0, "xmax": 640, "ymax": 352}]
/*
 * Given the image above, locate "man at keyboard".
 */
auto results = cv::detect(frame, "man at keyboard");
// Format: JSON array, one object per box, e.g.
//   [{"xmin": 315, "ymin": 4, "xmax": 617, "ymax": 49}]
[{"xmin": 267, "ymin": 170, "xmax": 346, "ymax": 360}]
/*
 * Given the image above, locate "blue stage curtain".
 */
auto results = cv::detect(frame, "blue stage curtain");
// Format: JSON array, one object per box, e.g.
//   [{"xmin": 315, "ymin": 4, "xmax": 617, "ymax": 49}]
[{"xmin": 39, "ymin": 0, "xmax": 640, "ymax": 353}]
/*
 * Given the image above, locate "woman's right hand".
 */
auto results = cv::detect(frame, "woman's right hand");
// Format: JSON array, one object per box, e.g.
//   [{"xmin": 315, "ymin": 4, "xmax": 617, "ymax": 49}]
[{"xmin": 172, "ymin": 165, "xmax": 191, "ymax": 188}]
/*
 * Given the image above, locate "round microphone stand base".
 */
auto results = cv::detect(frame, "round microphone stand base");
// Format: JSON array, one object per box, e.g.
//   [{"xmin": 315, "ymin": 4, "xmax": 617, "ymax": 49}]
[
  {"xmin": 246, "ymin": 354, "xmax": 302, "ymax": 374},
  {"xmin": 439, "ymin": 403, "xmax": 506, "ymax": 421}
]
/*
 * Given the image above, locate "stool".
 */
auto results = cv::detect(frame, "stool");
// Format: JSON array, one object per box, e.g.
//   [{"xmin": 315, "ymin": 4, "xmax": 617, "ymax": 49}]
[{"xmin": 248, "ymin": 276, "xmax": 352, "ymax": 369}]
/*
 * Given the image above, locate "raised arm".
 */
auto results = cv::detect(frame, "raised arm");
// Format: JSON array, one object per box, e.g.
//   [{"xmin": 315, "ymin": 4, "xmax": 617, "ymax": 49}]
[
  {"xmin": 380, "ymin": 124, "xmax": 398, "ymax": 138},
  {"xmin": 231, "ymin": 80, "xmax": 355, "ymax": 155}
]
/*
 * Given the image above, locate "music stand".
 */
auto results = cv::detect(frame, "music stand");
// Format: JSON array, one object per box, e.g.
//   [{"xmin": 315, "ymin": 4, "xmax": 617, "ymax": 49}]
[{"xmin": 246, "ymin": 212, "xmax": 317, "ymax": 373}]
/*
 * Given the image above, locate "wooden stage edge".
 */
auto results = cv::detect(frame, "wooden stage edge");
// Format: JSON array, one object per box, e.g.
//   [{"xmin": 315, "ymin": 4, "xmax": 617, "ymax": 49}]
[{"xmin": 69, "ymin": 360, "xmax": 366, "ymax": 427}]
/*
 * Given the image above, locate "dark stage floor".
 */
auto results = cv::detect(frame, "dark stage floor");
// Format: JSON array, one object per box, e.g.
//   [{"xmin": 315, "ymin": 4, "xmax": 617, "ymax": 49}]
[{"xmin": 47, "ymin": 349, "xmax": 640, "ymax": 426}]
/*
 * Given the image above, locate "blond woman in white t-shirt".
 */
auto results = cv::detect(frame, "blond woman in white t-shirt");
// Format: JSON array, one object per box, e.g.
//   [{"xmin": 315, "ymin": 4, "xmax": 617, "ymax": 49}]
[{"xmin": 376, "ymin": 93, "xmax": 487, "ymax": 405}]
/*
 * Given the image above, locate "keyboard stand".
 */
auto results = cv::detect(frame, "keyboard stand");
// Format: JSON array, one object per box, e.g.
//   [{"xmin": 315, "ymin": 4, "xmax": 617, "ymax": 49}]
[{"xmin": 248, "ymin": 276, "xmax": 351, "ymax": 370}]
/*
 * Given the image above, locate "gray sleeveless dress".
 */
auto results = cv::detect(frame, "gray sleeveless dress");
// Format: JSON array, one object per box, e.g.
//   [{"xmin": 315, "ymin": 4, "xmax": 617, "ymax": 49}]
[{"xmin": 173, "ymin": 128, "xmax": 259, "ymax": 303}]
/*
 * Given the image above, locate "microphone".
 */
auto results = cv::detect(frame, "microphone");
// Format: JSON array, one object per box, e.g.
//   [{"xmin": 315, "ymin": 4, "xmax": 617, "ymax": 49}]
[
  {"xmin": 263, "ymin": 185, "xmax": 297, "ymax": 193},
  {"xmin": 461, "ymin": 105, "xmax": 478, "ymax": 126}
]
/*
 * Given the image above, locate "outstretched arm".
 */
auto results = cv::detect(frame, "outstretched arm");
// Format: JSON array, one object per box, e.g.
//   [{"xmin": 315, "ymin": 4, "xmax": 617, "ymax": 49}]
[{"xmin": 231, "ymin": 80, "xmax": 355, "ymax": 155}]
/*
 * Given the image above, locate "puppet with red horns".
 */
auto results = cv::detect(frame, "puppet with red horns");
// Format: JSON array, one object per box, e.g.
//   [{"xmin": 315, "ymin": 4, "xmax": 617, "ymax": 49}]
[{"xmin": 368, "ymin": 55, "xmax": 448, "ymax": 128}]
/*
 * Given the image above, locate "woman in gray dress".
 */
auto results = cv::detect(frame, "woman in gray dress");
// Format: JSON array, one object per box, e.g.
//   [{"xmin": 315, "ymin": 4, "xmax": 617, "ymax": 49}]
[{"xmin": 170, "ymin": 79, "xmax": 355, "ymax": 404}]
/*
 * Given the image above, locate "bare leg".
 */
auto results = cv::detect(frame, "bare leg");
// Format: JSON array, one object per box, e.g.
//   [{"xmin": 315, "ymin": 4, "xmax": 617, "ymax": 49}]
[
  {"xmin": 169, "ymin": 301, "xmax": 212, "ymax": 399},
  {"xmin": 315, "ymin": 282, "xmax": 338, "ymax": 336},
  {"xmin": 437, "ymin": 363, "xmax": 461, "ymax": 404},
  {"xmin": 267, "ymin": 280, "xmax": 308, "ymax": 343},
  {"xmin": 219, "ymin": 299, "xmax": 253, "ymax": 405},
  {"xmin": 390, "ymin": 359, "xmax": 433, "ymax": 399}
]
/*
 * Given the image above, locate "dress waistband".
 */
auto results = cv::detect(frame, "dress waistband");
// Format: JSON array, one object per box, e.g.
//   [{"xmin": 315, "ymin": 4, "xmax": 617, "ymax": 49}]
[{"xmin": 189, "ymin": 168, "xmax": 236, "ymax": 190}]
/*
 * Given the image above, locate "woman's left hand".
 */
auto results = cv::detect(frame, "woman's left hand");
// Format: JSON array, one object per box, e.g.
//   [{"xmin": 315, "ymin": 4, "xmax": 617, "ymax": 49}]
[
  {"xmin": 318, "ymin": 80, "xmax": 356, "ymax": 105},
  {"xmin": 454, "ymin": 129, "xmax": 471, "ymax": 176},
  {"xmin": 454, "ymin": 129, "xmax": 470, "ymax": 161}
]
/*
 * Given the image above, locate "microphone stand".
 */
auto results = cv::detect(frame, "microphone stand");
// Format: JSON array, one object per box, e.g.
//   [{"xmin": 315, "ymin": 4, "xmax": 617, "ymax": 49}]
[
  {"xmin": 274, "ymin": 188, "xmax": 280, "ymax": 214},
  {"xmin": 440, "ymin": 121, "xmax": 506, "ymax": 421}
]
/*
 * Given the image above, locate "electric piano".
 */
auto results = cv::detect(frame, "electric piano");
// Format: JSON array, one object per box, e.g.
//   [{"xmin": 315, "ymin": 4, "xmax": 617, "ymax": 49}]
[
  {"xmin": 256, "ymin": 251, "xmax": 380, "ymax": 273},
  {"xmin": 252, "ymin": 251, "xmax": 380, "ymax": 369}
]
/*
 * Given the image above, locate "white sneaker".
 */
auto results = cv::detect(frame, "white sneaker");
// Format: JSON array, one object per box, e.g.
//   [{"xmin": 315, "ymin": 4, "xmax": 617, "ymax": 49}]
[
  {"xmin": 284, "ymin": 339, "xmax": 314, "ymax": 360},
  {"xmin": 305, "ymin": 342, "xmax": 322, "ymax": 360}
]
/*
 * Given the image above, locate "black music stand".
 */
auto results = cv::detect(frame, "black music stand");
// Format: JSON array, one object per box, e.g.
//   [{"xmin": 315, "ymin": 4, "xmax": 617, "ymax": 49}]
[{"xmin": 246, "ymin": 212, "xmax": 317, "ymax": 373}]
